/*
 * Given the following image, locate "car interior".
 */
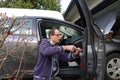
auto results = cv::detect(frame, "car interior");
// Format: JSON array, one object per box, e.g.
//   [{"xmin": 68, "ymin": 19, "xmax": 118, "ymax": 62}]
[{"xmin": 39, "ymin": 20, "xmax": 84, "ymax": 79}]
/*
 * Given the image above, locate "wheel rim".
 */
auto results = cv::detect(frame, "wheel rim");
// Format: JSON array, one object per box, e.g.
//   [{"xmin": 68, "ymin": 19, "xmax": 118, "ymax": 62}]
[{"xmin": 107, "ymin": 58, "xmax": 120, "ymax": 79}]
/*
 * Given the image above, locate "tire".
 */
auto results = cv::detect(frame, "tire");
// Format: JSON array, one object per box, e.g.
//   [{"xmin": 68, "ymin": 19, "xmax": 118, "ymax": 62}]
[{"xmin": 105, "ymin": 53, "xmax": 120, "ymax": 80}]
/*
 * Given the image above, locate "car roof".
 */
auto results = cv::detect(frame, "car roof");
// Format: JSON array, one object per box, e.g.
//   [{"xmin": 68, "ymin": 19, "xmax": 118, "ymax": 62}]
[{"xmin": 0, "ymin": 8, "xmax": 64, "ymax": 21}]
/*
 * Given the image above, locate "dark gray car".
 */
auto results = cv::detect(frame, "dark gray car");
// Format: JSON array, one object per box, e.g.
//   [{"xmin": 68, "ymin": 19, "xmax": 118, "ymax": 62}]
[{"xmin": 0, "ymin": 0, "xmax": 106, "ymax": 80}]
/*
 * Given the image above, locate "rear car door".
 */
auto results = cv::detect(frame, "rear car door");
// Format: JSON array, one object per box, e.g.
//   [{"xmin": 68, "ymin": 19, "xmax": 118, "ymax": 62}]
[{"xmin": 0, "ymin": 17, "xmax": 38, "ymax": 79}]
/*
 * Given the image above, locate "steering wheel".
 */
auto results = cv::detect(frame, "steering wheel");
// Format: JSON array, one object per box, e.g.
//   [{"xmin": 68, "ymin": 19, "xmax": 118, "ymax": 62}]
[{"xmin": 65, "ymin": 36, "xmax": 83, "ymax": 48}]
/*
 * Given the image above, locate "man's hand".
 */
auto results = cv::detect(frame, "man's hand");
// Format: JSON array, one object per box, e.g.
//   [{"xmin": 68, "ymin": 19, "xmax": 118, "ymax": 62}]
[
  {"xmin": 62, "ymin": 45, "xmax": 82, "ymax": 55},
  {"xmin": 62, "ymin": 45, "xmax": 76, "ymax": 52},
  {"xmin": 74, "ymin": 48, "xmax": 82, "ymax": 55}
]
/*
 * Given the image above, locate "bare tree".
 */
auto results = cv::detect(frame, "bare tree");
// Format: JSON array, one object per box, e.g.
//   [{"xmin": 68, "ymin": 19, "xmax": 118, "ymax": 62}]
[{"xmin": 0, "ymin": 13, "xmax": 33, "ymax": 79}]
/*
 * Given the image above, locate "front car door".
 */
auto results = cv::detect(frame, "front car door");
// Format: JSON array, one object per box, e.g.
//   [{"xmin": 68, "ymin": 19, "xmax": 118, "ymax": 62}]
[{"xmin": 74, "ymin": 0, "xmax": 106, "ymax": 80}]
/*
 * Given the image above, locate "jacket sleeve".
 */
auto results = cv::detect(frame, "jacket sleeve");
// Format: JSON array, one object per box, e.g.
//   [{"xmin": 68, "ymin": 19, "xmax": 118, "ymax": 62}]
[
  {"xmin": 39, "ymin": 39, "xmax": 64, "ymax": 56},
  {"xmin": 59, "ymin": 52, "xmax": 77, "ymax": 62}
]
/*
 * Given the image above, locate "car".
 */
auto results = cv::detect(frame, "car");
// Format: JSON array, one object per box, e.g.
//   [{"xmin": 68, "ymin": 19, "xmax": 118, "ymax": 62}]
[{"xmin": 0, "ymin": 0, "xmax": 106, "ymax": 80}]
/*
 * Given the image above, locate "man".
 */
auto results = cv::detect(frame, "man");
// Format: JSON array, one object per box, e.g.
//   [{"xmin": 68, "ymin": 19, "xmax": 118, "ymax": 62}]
[{"xmin": 34, "ymin": 29, "xmax": 81, "ymax": 80}]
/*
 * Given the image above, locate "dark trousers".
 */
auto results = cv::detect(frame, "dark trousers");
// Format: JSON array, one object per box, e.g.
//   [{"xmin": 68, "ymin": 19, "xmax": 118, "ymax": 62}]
[{"xmin": 51, "ymin": 76, "xmax": 62, "ymax": 80}]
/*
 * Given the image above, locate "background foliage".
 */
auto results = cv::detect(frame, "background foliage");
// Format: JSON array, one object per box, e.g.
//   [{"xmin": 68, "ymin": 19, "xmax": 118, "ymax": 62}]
[{"xmin": 0, "ymin": 0, "xmax": 61, "ymax": 11}]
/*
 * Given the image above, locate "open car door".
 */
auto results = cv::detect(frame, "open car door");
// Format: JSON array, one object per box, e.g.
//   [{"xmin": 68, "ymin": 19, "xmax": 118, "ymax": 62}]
[{"xmin": 74, "ymin": 0, "xmax": 106, "ymax": 80}]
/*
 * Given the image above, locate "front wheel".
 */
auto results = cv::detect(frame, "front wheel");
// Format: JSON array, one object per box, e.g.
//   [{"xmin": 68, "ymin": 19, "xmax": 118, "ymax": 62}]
[{"xmin": 105, "ymin": 53, "xmax": 120, "ymax": 80}]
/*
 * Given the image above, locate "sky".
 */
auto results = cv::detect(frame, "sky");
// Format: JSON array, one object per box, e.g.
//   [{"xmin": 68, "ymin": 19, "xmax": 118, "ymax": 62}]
[{"xmin": 60, "ymin": 0, "xmax": 71, "ymax": 13}]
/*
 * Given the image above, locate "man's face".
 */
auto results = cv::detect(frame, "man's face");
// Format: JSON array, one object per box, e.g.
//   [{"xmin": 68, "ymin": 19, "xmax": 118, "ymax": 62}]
[{"xmin": 50, "ymin": 29, "xmax": 62, "ymax": 44}]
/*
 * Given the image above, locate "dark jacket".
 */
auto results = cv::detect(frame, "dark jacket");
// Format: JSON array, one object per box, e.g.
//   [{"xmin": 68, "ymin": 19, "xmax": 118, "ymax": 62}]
[{"xmin": 34, "ymin": 39, "xmax": 76, "ymax": 80}]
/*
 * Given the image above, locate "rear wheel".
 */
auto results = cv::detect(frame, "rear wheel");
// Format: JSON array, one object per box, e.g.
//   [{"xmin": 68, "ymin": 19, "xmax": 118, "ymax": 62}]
[{"xmin": 106, "ymin": 53, "xmax": 120, "ymax": 80}]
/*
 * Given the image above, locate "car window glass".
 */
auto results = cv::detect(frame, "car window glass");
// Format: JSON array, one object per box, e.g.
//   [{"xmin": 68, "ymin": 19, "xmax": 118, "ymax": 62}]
[
  {"xmin": 40, "ymin": 20, "xmax": 82, "ymax": 39},
  {"xmin": 4, "ymin": 18, "xmax": 33, "ymax": 35}
]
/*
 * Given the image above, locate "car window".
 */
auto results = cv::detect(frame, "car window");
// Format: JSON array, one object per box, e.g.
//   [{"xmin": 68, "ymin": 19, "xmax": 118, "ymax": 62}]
[
  {"xmin": 4, "ymin": 18, "xmax": 33, "ymax": 35},
  {"xmin": 40, "ymin": 20, "xmax": 82, "ymax": 39}
]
